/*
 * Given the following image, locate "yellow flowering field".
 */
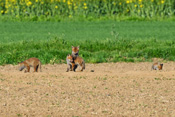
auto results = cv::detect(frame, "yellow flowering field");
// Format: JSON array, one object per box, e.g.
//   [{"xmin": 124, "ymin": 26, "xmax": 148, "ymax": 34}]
[{"xmin": 0, "ymin": 0, "xmax": 174, "ymax": 20}]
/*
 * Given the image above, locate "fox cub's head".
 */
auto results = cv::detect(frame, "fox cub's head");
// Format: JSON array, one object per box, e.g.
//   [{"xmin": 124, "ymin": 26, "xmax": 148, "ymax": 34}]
[
  {"xmin": 18, "ymin": 62, "xmax": 26, "ymax": 71},
  {"xmin": 72, "ymin": 46, "xmax": 79, "ymax": 55},
  {"xmin": 158, "ymin": 64, "xmax": 163, "ymax": 70},
  {"xmin": 67, "ymin": 54, "xmax": 74, "ymax": 63}
]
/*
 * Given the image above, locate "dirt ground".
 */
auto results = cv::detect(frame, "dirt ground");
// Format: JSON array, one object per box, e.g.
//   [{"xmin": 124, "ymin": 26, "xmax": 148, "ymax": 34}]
[{"xmin": 1, "ymin": 62, "xmax": 175, "ymax": 117}]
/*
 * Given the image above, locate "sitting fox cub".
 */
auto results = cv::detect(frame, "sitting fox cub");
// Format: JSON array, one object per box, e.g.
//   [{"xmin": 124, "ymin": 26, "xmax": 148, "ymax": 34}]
[
  {"xmin": 66, "ymin": 54, "xmax": 85, "ymax": 72},
  {"xmin": 151, "ymin": 62, "xmax": 163, "ymax": 70},
  {"xmin": 66, "ymin": 46, "xmax": 79, "ymax": 71},
  {"xmin": 72, "ymin": 46, "xmax": 79, "ymax": 58},
  {"xmin": 19, "ymin": 57, "xmax": 42, "ymax": 72}
]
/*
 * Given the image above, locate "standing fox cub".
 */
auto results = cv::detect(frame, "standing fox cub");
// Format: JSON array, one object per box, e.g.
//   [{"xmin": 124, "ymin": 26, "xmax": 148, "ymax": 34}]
[
  {"xmin": 66, "ymin": 54, "xmax": 85, "ymax": 72},
  {"xmin": 151, "ymin": 62, "xmax": 163, "ymax": 70},
  {"xmin": 19, "ymin": 57, "xmax": 42, "ymax": 72}
]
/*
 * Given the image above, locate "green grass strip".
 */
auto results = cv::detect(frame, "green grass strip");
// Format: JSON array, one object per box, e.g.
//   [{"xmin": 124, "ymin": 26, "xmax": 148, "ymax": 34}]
[{"xmin": 1, "ymin": 38, "xmax": 175, "ymax": 65}]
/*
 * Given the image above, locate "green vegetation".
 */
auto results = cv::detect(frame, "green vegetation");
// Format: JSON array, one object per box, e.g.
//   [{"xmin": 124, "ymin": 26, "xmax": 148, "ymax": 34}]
[
  {"xmin": 0, "ymin": 21, "xmax": 175, "ymax": 65},
  {"xmin": 0, "ymin": 0, "xmax": 175, "ymax": 21},
  {"xmin": 1, "ymin": 21, "xmax": 175, "ymax": 43}
]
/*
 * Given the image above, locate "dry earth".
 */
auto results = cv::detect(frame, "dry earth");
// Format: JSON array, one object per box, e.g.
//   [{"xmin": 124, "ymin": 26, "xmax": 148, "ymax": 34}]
[{"xmin": 1, "ymin": 62, "xmax": 175, "ymax": 117}]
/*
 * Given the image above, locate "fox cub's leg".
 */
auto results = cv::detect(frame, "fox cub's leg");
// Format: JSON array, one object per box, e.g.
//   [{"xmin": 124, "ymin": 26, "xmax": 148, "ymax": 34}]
[
  {"xmin": 66, "ymin": 67, "xmax": 69, "ymax": 72},
  {"xmin": 34, "ymin": 65, "xmax": 39, "ymax": 72},
  {"xmin": 80, "ymin": 65, "xmax": 83, "ymax": 71},
  {"xmin": 36, "ymin": 65, "xmax": 39, "ymax": 72},
  {"xmin": 80, "ymin": 65, "xmax": 84, "ymax": 71},
  {"xmin": 25, "ymin": 66, "xmax": 30, "ymax": 72},
  {"xmin": 34, "ymin": 66, "xmax": 36, "ymax": 72},
  {"xmin": 72, "ymin": 63, "xmax": 76, "ymax": 72},
  {"xmin": 66, "ymin": 64, "xmax": 71, "ymax": 72},
  {"xmin": 70, "ymin": 64, "xmax": 72, "ymax": 71}
]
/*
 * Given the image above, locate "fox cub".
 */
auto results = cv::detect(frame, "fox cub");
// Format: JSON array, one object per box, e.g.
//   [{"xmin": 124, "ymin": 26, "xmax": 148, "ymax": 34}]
[
  {"xmin": 66, "ymin": 46, "xmax": 79, "ymax": 71},
  {"xmin": 66, "ymin": 54, "xmax": 85, "ymax": 72},
  {"xmin": 66, "ymin": 54, "xmax": 74, "ymax": 72},
  {"xmin": 72, "ymin": 46, "xmax": 79, "ymax": 58},
  {"xmin": 19, "ymin": 57, "xmax": 42, "ymax": 72},
  {"xmin": 151, "ymin": 62, "xmax": 163, "ymax": 70}
]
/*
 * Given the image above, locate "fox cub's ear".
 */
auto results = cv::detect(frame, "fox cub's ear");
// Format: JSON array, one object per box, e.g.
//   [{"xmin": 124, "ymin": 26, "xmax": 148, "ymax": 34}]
[
  {"xmin": 72, "ymin": 46, "xmax": 74, "ymax": 48},
  {"xmin": 77, "ymin": 46, "xmax": 79, "ymax": 49}
]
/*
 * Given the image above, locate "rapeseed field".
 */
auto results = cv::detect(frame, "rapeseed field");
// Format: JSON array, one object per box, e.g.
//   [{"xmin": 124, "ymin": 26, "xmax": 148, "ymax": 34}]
[{"xmin": 0, "ymin": 0, "xmax": 174, "ymax": 20}]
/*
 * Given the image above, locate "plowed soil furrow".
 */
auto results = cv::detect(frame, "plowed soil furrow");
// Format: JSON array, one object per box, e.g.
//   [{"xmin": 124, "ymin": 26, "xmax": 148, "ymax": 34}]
[{"xmin": 1, "ymin": 62, "xmax": 175, "ymax": 116}]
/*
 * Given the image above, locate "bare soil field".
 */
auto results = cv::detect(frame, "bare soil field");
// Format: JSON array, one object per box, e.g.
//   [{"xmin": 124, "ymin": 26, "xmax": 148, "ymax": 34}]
[{"xmin": 1, "ymin": 62, "xmax": 175, "ymax": 117}]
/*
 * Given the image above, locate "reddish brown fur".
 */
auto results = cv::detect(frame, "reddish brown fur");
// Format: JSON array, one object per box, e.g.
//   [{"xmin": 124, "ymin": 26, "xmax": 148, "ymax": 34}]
[
  {"xmin": 158, "ymin": 64, "xmax": 163, "ymax": 70},
  {"xmin": 66, "ymin": 46, "xmax": 80, "ymax": 71},
  {"xmin": 19, "ymin": 57, "xmax": 42, "ymax": 72},
  {"xmin": 67, "ymin": 55, "xmax": 77, "ymax": 71},
  {"xmin": 72, "ymin": 46, "xmax": 79, "ymax": 58},
  {"xmin": 72, "ymin": 46, "xmax": 79, "ymax": 53},
  {"xmin": 66, "ymin": 54, "xmax": 74, "ymax": 72},
  {"xmin": 152, "ymin": 62, "xmax": 163, "ymax": 70},
  {"xmin": 67, "ymin": 55, "xmax": 85, "ymax": 72}
]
